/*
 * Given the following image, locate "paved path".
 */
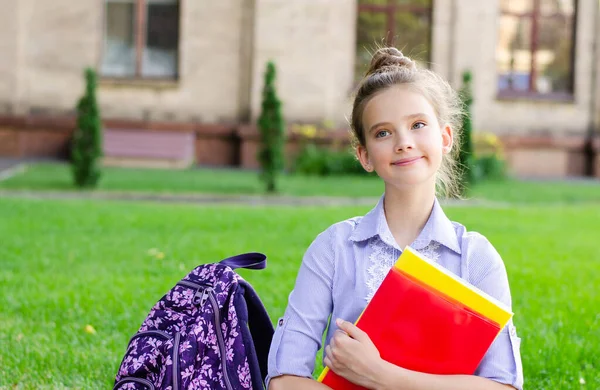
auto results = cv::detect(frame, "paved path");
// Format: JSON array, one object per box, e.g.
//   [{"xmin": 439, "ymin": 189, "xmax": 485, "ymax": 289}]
[
  {"xmin": 0, "ymin": 159, "xmax": 26, "ymax": 182},
  {"xmin": 0, "ymin": 188, "xmax": 383, "ymax": 206},
  {"xmin": 0, "ymin": 188, "xmax": 511, "ymax": 208}
]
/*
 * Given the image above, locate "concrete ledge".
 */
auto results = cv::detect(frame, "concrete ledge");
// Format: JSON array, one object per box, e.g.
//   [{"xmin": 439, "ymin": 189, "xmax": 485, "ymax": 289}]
[
  {"xmin": 500, "ymin": 134, "xmax": 590, "ymax": 178},
  {"xmin": 103, "ymin": 128, "xmax": 196, "ymax": 169}
]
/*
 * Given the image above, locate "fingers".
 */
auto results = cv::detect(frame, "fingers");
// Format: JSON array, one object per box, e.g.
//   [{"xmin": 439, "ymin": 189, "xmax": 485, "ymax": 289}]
[
  {"xmin": 336, "ymin": 318, "xmax": 367, "ymax": 342},
  {"xmin": 324, "ymin": 345, "xmax": 337, "ymax": 371},
  {"xmin": 324, "ymin": 354, "xmax": 332, "ymax": 369},
  {"xmin": 326, "ymin": 333, "xmax": 353, "ymax": 367}
]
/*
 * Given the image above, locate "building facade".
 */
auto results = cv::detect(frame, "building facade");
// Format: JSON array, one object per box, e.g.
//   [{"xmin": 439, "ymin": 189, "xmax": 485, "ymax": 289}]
[{"xmin": 1, "ymin": 0, "xmax": 599, "ymax": 177}]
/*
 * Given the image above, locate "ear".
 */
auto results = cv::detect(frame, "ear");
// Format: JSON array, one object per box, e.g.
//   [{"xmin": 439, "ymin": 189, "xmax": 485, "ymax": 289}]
[
  {"xmin": 441, "ymin": 124, "xmax": 453, "ymax": 154},
  {"xmin": 356, "ymin": 144, "xmax": 373, "ymax": 172}
]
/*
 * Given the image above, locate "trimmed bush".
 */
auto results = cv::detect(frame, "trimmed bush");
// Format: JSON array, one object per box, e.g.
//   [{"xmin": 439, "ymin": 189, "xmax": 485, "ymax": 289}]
[
  {"xmin": 459, "ymin": 70, "xmax": 476, "ymax": 194},
  {"xmin": 72, "ymin": 68, "xmax": 102, "ymax": 188},
  {"xmin": 257, "ymin": 61, "xmax": 285, "ymax": 193},
  {"xmin": 294, "ymin": 144, "xmax": 371, "ymax": 176}
]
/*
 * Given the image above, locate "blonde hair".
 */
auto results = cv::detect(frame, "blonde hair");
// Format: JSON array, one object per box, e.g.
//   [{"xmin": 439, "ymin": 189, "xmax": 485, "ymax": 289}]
[{"xmin": 350, "ymin": 47, "xmax": 465, "ymax": 198}]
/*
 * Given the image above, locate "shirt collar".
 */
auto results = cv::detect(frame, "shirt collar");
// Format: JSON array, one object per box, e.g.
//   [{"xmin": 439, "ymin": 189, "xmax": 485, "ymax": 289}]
[{"xmin": 349, "ymin": 195, "xmax": 462, "ymax": 255}]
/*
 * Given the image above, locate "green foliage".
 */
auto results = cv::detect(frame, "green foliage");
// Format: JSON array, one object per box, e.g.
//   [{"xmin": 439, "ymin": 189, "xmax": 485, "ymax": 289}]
[
  {"xmin": 472, "ymin": 132, "xmax": 507, "ymax": 182},
  {"xmin": 459, "ymin": 70, "xmax": 476, "ymax": 194},
  {"xmin": 293, "ymin": 144, "xmax": 370, "ymax": 176},
  {"xmin": 257, "ymin": 61, "xmax": 285, "ymax": 193},
  {"xmin": 71, "ymin": 68, "xmax": 102, "ymax": 188},
  {"xmin": 0, "ymin": 162, "xmax": 386, "ymax": 198},
  {"xmin": 474, "ymin": 155, "xmax": 507, "ymax": 182}
]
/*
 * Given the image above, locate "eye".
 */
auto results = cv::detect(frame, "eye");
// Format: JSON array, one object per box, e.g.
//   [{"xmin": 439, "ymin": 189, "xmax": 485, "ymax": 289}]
[
  {"xmin": 412, "ymin": 121, "xmax": 426, "ymax": 130},
  {"xmin": 375, "ymin": 129, "xmax": 391, "ymax": 138}
]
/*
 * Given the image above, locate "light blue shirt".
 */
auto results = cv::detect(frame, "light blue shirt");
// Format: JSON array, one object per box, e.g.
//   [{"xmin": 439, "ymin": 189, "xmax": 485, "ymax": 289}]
[{"xmin": 266, "ymin": 196, "xmax": 524, "ymax": 389}]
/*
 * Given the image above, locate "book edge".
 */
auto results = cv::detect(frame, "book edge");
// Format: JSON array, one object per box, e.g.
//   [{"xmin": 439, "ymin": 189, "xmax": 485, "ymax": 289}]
[{"xmin": 402, "ymin": 246, "xmax": 514, "ymax": 316}]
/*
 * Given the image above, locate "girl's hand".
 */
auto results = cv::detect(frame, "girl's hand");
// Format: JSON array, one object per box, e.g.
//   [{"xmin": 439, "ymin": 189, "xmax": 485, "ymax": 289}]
[{"xmin": 324, "ymin": 318, "xmax": 388, "ymax": 389}]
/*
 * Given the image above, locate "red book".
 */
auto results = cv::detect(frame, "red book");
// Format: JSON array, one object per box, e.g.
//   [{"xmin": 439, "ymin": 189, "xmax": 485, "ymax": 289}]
[{"xmin": 318, "ymin": 247, "xmax": 511, "ymax": 390}]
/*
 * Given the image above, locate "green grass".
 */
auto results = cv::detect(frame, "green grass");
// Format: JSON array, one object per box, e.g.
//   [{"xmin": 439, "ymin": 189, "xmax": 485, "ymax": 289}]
[
  {"xmin": 0, "ymin": 198, "xmax": 598, "ymax": 389},
  {"xmin": 0, "ymin": 163, "xmax": 384, "ymax": 198},
  {"xmin": 469, "ymin": 179, "xmax": 600, "ymax": 205},
  {"xmin": 1, "ymin": 162, "xmax": 599, "ymax": 203}
]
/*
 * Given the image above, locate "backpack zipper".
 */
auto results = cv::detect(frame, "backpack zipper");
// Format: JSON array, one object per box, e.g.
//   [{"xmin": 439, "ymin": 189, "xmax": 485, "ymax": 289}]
[
  {"xmin": 175, "ymin": 280, "xmax": 234, "ymax": 390},
  {"xmin": 177, "ymin": 280, "xmax": 212, "ymax": 306},
  {"xmin": 207, "ymin": 290, "xmax": 234, "ymax": 390},
  {"xmin": 172, "ymin": 331, "xmax": 181, "ymax": 390},
  {"xmin": 113, "ymin": 377, "xmax": 155, "ymax": 390},
  {"xmin": 127, "ymin": 330, "xmax": 171, "ymax": 346}
]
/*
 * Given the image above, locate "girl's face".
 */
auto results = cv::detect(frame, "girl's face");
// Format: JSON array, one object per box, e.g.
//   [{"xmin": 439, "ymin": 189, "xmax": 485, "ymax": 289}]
[{"xmin": 356, "ymin": 85, "xmax": 453, "ymax": 190}]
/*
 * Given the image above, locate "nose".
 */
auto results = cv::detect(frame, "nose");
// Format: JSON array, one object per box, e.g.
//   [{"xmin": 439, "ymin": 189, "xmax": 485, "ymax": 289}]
[{"xmin": 394, "ymin": 132, "xmax": 414, "ymax": 153}]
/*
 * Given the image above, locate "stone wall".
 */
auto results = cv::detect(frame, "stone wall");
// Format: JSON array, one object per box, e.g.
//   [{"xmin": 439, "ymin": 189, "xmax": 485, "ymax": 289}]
[
  {"xmin": 0, "ymin": 0, "xmax": 20, "ymax": 115},
  {"xmin": 250, "ymin": 0, "xmax": 356, "ymax": 126}
]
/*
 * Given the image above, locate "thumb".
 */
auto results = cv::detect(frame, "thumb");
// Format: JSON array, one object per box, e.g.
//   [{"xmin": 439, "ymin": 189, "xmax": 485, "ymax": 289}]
[{"xmin": 336, "ymin": 318, "xmax": 368, "ymax": 342}]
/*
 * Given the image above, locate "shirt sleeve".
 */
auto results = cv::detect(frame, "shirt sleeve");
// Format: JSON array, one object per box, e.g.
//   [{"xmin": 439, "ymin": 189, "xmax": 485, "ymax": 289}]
[
  {"xmin": 266, "ymin": 228, "xmax": 335, "ymax": 387},
  {"xmin": 466, "ymin": 234, "xmax": 524, "ymax": 390}
]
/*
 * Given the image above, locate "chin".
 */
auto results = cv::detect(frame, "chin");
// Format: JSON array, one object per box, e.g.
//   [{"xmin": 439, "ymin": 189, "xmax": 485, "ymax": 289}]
[
  {"xmin": 383, "ymin": 170, "xmax": 436, "ymax": 189},
  {"xmin": 387, "ymin": 176, "xmax": 431, "ymax": 189}
]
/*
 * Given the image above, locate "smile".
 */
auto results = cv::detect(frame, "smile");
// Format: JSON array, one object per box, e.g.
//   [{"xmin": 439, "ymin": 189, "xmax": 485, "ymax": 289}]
[{"xmin": 391, "ymin": 157, "xmax": 423, "ymax": 166}]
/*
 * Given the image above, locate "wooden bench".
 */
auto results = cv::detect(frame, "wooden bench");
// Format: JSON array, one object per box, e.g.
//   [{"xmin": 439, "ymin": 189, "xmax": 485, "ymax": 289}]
[{"xmin": 103, "ymin": 128, "xmax": 195, "ymax": 169}]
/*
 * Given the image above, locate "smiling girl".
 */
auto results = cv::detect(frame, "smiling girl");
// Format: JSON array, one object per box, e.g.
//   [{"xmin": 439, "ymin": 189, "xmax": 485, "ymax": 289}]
[{"xmin": 266, "ymin": 47, "xmax": 523, "ymax": 390}]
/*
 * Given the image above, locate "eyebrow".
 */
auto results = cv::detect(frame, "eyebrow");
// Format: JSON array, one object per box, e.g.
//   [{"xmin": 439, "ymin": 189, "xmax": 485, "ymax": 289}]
[{"xmin": 367, "ymin": 113, "xmax": 430, "ymax": 133}]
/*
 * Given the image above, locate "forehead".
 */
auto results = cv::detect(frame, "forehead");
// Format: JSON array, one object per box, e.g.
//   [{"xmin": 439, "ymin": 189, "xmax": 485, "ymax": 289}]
[{"xmin": 362, "ymin": 85, "xmax": 436, "ymax": 126}]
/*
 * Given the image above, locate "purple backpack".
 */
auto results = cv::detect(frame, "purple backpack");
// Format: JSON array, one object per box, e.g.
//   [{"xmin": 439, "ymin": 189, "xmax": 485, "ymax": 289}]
[{"xmin": 114, "ymin": 253, "xmax": 274, "ymax": 390}]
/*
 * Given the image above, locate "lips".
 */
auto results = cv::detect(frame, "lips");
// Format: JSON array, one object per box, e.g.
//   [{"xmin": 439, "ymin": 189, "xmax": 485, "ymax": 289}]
[{"xmin": 392, "ymin": 157, "xmax": 423, "ymax": 166}]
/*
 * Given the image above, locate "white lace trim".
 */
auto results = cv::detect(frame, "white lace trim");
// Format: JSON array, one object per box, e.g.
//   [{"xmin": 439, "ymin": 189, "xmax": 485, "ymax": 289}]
[
  {"xmin": 418, "ymin": 241, "xmax": 441, "ymax": 263},
  {"xmin": 365, "ymin": 239, "xmax": 440, "ymax": 302},
  {"xmin": 365, "ymin": 239, "xmax": 398, "ymax": 302}
]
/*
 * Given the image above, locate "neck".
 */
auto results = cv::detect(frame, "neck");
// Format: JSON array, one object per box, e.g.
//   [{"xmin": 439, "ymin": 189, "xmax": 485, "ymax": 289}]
[{"xmin": 383, "ymin": 182, "xmax": 436, "ymax": 249}]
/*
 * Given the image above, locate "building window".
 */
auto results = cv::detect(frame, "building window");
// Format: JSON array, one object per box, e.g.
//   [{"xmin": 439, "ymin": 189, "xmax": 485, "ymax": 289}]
[
  {"xmin": 356, "ymin": 0, "xmax": 433, "ymax": 80},
  {"xmin": 101, "ymin": 0, "xmax": 180, "ymax": 79},
  {"xmin": 496, "ymin": 0, "xmax": 576, "ymax": 99}
]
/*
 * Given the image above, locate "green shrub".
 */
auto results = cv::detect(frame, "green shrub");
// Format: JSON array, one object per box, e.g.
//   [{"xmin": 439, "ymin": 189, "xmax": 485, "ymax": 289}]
[
  {"xmin": 72, "ymin": 67, "xmax": 102, "ymax": 188},
  {"xmin": 257, "ymin": 61, "xmax": 285, "ymax": 193},
  {"xmin": 458, "ymin": 70, "xmax": 476, "ymax": 193},
  {"xmin": 293, "ymin": 144, "xmax": 370, "ymax": 176},
  {"xmin": 473, "ymin": 132, "xmax": 507, "ymax": 181},
  {"xmin": 474, "ymin": 155, "xmax": 507, "ymax": 181}
]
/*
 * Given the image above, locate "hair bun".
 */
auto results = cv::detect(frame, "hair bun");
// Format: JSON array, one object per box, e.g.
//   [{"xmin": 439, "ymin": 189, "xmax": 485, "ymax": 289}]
[{"xmin": 366, "ymin": 47, "xmax": 417, "ymax": 76}]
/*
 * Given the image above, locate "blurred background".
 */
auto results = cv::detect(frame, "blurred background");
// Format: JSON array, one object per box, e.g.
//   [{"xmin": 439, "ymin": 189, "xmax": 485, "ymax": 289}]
[{"xmin": 0, "ymin": 0, "xmax": 598, "ymax": 178}]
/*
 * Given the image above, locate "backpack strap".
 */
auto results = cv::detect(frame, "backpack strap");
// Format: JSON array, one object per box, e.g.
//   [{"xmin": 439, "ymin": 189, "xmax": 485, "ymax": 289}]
[
  {"xmin": 234, "ymin": 279, "xmax": 274, "ymax": 389},
  {"xmin": 220, "ymin": 252, "xmax": 267, "ymax": 270}
]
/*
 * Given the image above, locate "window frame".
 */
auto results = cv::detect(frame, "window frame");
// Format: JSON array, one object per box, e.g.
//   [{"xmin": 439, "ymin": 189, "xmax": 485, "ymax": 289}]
[
  {"xmin": 356, "ymin": 0, "xmax": 434, "ymax": 77},
  {"xmin": 100, "ymin": 0, "xmax": 181, "ymax": 81},
  {"xmin": 496, "ymin": 0, "xmax": 577, "ymax": 101}
]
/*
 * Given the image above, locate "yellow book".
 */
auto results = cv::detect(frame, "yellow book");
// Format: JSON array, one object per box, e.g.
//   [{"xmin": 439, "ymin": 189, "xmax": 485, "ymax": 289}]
[{"xmin": 396, "ymin": 246, "xmax": 513, "ymax": 327}]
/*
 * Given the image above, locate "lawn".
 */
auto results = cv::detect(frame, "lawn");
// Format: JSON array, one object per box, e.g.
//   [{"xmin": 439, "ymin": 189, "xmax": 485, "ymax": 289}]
[
  {"xmin": 0, "ymin": 197, "xmax": 598, "ymax": 389},
  {"xmin": 0, "ymin": 162, "xmax": 384, "ymax": 198},
  {"xmin": 1, "ymin": 162, "xmax": 599, "ymax": 204}
]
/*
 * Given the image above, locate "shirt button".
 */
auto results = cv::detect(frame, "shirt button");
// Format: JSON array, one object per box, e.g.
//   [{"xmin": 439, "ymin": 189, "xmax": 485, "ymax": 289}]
[{"xmin": 278, "ymin": 318, "xmax": 284, "ymax": 327}]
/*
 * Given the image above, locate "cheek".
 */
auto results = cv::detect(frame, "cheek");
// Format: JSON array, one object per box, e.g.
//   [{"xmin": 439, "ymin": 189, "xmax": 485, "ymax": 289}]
[
  {"xmin": 365, "ymin": 144, "xmax": 387, "ymax": 162},
  {"xmin": 423, "ymin": 137, "xmax": 445, "ymax": 164},
  {"xmin": 419, "ymin": 130, "xmax": 444, "ymax": 151}
]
